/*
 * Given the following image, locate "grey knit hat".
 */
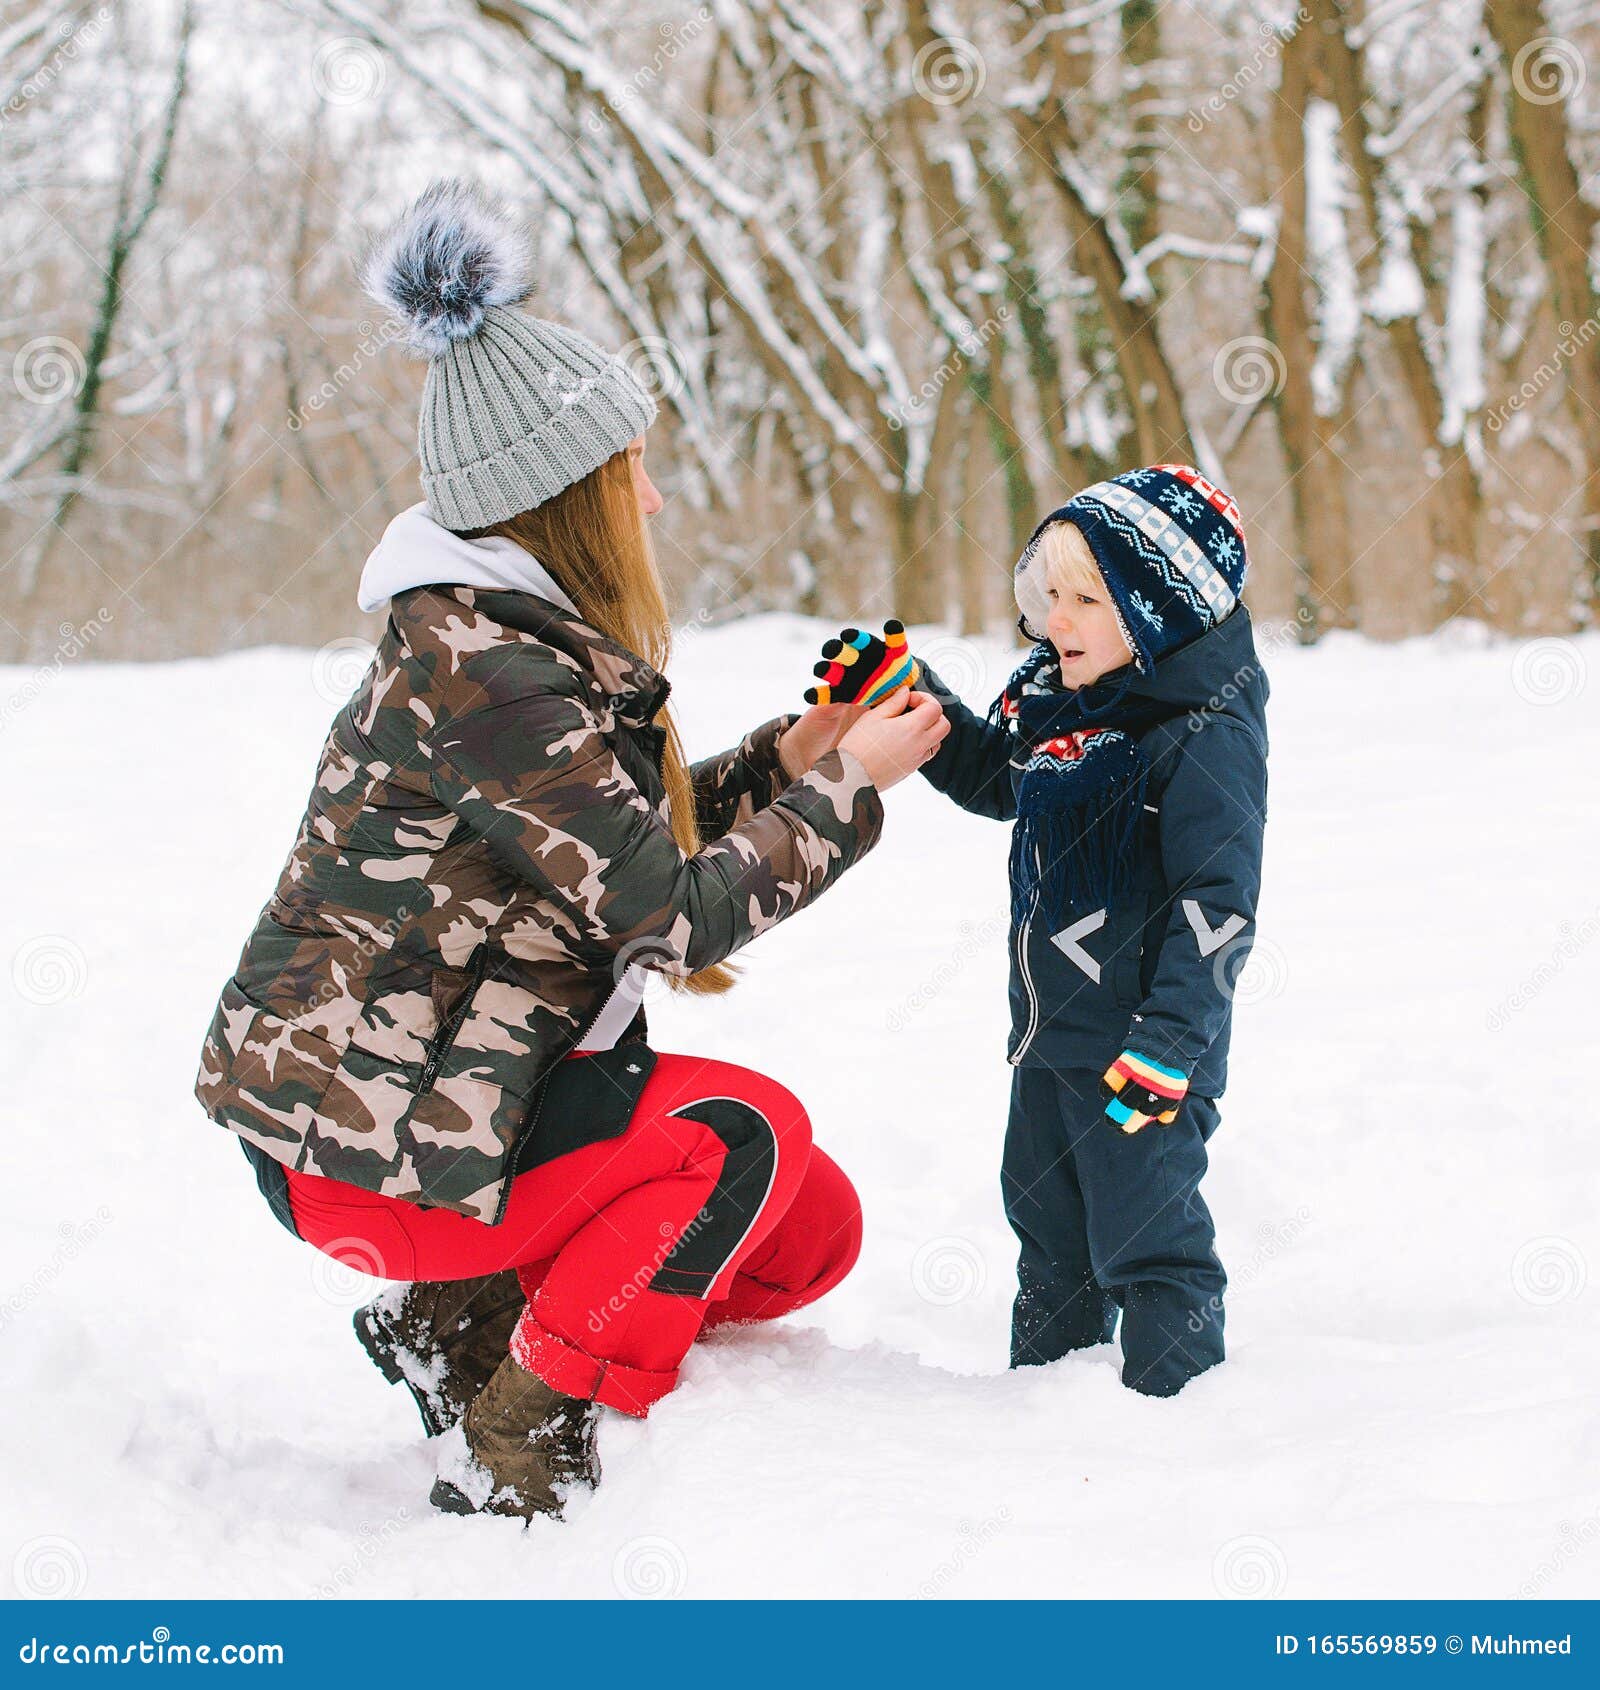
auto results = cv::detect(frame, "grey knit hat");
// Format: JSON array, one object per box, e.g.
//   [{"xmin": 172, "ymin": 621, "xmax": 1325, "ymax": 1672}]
[{"xmin": 363, "ymin": 179, "xmax": 658, "ymax": 529}]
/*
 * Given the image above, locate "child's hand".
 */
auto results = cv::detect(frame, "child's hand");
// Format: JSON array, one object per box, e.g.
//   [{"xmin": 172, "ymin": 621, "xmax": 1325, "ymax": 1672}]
[
  {"xmin": 804, "ymin": 619, "xmax": 920, "ymax": 707},
  {"xmin": 1102, "ymin": 1051, "xmax": 1189, "ymax": 1134}
]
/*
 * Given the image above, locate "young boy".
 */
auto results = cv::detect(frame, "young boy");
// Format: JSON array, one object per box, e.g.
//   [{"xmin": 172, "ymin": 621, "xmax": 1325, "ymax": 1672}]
[{"xmin": 807, "ymin": 465, "xmax": 1267, "ymax": 1395}]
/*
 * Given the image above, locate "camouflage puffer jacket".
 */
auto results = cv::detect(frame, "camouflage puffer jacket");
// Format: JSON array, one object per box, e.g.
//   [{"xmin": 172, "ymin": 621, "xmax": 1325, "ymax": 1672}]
[{"xmin": 194, "ymin": 584, "xmax": 883, "ymax": 1224}]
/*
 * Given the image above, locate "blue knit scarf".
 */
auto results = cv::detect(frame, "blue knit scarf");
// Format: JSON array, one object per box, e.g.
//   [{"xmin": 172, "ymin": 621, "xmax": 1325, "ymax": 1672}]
[{"xmin": 990, "ymin": 643, "xmax": 1183, "ymax": 929}]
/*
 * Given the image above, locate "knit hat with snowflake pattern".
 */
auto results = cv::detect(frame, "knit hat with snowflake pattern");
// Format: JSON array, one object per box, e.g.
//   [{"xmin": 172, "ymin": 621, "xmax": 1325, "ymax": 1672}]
[{"xmin": 1013, "ymin": 464, "xmax": 1250, "ymax": 669}]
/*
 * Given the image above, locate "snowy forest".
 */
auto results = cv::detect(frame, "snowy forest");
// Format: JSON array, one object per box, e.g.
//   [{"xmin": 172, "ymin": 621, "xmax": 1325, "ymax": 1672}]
[
  {"xmin": 6, "ymin": 0, "xmax": 1600, "ymax": 1606},
  {"xmin": 2, "ymin": 0, "xmax": 1598, "ymax": 662}
]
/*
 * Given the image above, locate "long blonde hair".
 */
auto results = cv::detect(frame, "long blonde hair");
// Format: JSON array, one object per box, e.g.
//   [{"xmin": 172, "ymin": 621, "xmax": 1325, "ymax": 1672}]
[{"xmin": 461, "ymin": 452, "xmax": 734, "ymax": 996}]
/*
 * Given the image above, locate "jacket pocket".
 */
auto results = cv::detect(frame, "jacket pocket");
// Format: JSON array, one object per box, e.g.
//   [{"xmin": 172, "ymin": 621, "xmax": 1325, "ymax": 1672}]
[
  {"xmin": 342, "ymin": 950, "xmax": 440, "ymax": 1072},
  {"xmin": 1111, "ymin": 807, "xmax": 1164, "ymax": 1008},
  {"xmin": 390, "ymin": 1065, "xmax": 529, "ymax": 1219},
  {"xmin": 309, "ymin": 946, "xmax": 456, "ymax": 1196},
  {"xmin": 396, "ymin": 949, "xmax": 577, "ymax": 1219},
  {"xmin": 429, "ymin": 963, "xmax": 478, "ymax": 1028},
  {"xmin": 415, "ymin": 943, "xmax": 491, "ymax": 1097},
  {"xmin": 309, "ymin": 943, "xmax": 478, "ymax": 1199},
  {"xmin": 1108, "ymin": 899, "xmax": 1149, "ymax": 1008}
]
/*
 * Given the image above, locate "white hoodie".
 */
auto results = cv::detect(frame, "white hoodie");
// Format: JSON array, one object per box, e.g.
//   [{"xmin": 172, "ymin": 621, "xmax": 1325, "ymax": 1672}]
[{"xmin": 356, "ymin": 501, "xmax": 578, "ymax": 615}]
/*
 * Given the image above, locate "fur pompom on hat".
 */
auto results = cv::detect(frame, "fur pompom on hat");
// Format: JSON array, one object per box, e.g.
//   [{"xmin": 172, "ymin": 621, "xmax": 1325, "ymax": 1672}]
[
  {"xmin": 362, "ymin": 179, "xmax": 534, "ymax": 357},
  {"xmin": 363, "ymin": 178, "xmax": 657, "ymax": 528}
]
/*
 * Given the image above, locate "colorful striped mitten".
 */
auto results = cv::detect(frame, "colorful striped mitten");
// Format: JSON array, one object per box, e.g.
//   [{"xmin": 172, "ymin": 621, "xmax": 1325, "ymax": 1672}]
[
  {"xmin": 804, "ymin": 620, "xmax": 920, "ymax": 707},
  {"xmin": 1102, "ymin": 1051, "xmax": 1189, "ymax": 1134}
]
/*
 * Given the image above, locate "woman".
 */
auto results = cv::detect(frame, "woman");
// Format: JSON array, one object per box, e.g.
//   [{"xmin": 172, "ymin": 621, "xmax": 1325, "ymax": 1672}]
[{"xmin": 193, "ymin": 180, "xmax": 948, "ymax": 1520}]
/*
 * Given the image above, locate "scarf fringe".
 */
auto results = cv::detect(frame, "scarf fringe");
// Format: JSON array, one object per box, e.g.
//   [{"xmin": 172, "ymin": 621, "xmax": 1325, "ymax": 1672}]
[{"xmin": 1008, "ymin": 741, "xmax": 1149, "ymax": 930}]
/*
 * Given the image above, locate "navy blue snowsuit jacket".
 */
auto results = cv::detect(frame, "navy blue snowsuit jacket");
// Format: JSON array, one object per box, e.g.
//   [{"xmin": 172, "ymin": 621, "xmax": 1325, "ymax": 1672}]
[{"xmin": 918, "ymin": 609, "xmax": 1269, "ymax": 1097}]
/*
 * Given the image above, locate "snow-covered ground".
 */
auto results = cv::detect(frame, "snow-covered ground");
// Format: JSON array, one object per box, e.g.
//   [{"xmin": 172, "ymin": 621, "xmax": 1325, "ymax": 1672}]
[{"xmin": 3, "ymin": 615, "xmax": 1597, "ymax": 1601}]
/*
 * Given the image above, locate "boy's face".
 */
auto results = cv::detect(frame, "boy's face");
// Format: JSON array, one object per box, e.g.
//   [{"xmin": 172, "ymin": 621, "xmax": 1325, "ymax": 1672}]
[{"xmin": 1045, "ymin": 554, "xmax": 1134, "ymax": 688}]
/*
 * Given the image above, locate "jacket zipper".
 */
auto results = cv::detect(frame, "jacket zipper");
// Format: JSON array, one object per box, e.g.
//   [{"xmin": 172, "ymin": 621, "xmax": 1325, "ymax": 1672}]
[
  {"xmin": 492, "ymin": 1070, "xmax": 555, "ymax": 1227},
  {"xmin": 1010, "ymin": 880, "xmax": 1043, "ymax": 1065},
  {"xmin": 415, "ymin": 940, "xmax": 491, "ymax": 1098}
]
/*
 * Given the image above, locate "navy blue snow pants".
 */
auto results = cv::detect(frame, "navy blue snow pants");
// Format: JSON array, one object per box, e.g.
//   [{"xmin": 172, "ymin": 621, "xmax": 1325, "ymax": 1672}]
[{"xmin": 1001, "ymin": 1065, "xmax": 1226, "ymax": 1396}]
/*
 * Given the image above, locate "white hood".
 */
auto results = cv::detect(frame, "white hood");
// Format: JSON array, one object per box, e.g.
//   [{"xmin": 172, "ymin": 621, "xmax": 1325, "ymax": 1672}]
[{"xmin": 356, "ymin": 501, "xmax": 577, "ymax": 615}]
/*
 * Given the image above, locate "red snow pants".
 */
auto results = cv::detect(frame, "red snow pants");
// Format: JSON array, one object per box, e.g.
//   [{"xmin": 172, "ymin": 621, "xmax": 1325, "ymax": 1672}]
[{"xmin": 285, "ymin": 1050, "xmax": 862, "ymax": 1416}]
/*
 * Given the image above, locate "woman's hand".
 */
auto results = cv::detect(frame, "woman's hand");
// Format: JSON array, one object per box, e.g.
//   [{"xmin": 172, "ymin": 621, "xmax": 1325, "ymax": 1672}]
[
  {"xmin": 778, "ymin": 702, "xmax": 865, "ymax": 780},
  {"xmin": 838, "ymin": 689, "xmax": 949, "ymax": 791}
]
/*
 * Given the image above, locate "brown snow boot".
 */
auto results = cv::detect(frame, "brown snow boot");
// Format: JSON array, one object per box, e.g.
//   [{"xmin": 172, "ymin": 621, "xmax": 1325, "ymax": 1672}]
[
  {"xmin": 429, "ymin": 1355, "xmax": 602, "ymax": 1522},
  {"xmin": 352, "ymin": 1272, "xmax": 524, "ymax": 1437}
]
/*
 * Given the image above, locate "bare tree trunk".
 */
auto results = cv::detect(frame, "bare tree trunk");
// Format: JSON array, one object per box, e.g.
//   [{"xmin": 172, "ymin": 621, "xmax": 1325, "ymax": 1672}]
[
  {"xmin": 953, "ymin": 391, "xmax": 987, "ymax": 637},
  {"xmin": 1005, "ymin": 3, "xmax": 1200, "ymax": 471},
  {"xmin": 1257, "ymin": 22, "xmax": 1356, "ymax": 635},
  {"xmin": 905, "ymin": 368, "xmax": 969, "ymax": 625},
  {"xmin": 17, "ymin": 0, "xmax": 193, "ymax": 600},
  {"xmin": 1484, "ymin": 0, "xmax": 1600, "ymax": 622},
  {"xmin": 277, "ymin": 100, "xmax": 335, "ymax": 511},
  {"xmin": 1117, "ymin": 0, "xmax": 1162, "ymax": 261},
  {"xmin": 1318, "ymin": 0, "xmax": 1483, "ymax": 621},
  {"xmin": 976, "ymin": 130, "xmax": 1091, "ymax": 495}
]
